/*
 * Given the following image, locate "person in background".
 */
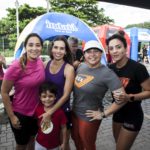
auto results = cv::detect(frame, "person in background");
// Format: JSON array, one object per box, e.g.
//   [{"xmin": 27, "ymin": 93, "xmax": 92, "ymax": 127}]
[
  {"xmin": 0, "ymin": 53, "xmax": 6, "ymax": 93},
  {"xmin": 1, "ymin": 33, "xmax": 45, "ymax": 150},
  {"xmin": 148, "ymin": 45, "xmax": 150, "ymax": 62},
  {"xmin": 34, "ymin": 82, "xmax": 67, "ymax": 150},
  {"xmin": 67, "ymin": 37, "xmax": 84, "ymax": 109},
  {"xmin": 71, "ymin": 40, "xmax": 126, "ymax": 150},
  {"xmin": 68, "ymin": 36, "xmax": 83, "ymax": 69},
  {"xmin": 0, "ymin": 53, "xmax": 6, "ymax": 132},
  {"xmin": 106, "ymin": 32, "xmax": 150, "ymax": 150},
  {"xmin": 143, "ymin": 45, "xmax": 149, "ymax": 63},
  {"xmin": 142, "ymin": 44, "xmax": 148, "ymax": 63},
  {"xmin": 42, "ymin": 36, "xmax": 75, "ymax": 150},
  {"xmin": 67, "ymin": 37, "xmax": 84, "ymax": 110}
]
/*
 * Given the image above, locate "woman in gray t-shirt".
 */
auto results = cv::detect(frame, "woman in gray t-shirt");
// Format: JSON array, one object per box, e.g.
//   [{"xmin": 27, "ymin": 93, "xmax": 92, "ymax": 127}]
[{"xmin": 71, "ymin": 40, "xmax": 126, "ymax": 150}]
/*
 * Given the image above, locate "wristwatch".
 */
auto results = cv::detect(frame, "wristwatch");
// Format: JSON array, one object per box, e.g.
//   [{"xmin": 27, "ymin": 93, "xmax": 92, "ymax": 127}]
[{"xmin": 130, "ymin": 96, "xmax": 135, "ymax": 102}]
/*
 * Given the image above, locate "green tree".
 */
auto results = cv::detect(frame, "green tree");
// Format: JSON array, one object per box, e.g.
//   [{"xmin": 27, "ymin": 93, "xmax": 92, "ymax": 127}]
[
  {"xmin": 126, "ymin": 21, "xmax": 150, "ymax": 29},
  {"xmin": 0, "ymin": 4, "xmax": 46, "ymax": 52},
  {"xmin": 0, "ymin": 1, "xmax": 113, "ymax": 55},
  {"xmin": 50, "ymin": 0, "xmax": 113, "ymax": 26}
]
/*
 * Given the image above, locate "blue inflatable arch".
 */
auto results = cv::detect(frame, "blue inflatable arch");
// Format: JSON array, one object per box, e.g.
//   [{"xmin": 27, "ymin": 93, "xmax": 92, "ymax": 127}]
[{"xmin": 14, "ymin": 12, "xmax": 107, "ymax": 64}]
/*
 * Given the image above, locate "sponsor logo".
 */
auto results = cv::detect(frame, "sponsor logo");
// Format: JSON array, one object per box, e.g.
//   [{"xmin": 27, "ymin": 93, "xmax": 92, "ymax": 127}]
[
  {"xmin": 75, "ymin": 74, "xmax": 94, "ymax": 88},
  {"xmin": 45, "ymin": 19, "xmax": 78, "ymax": 33},
  {"xmin": 119, "ymin": 77, "xmax": 130, "ymax": 88}
]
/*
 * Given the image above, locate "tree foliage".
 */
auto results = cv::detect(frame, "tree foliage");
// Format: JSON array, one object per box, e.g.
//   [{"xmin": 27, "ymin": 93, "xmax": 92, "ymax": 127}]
[
  {"xmin": 126, "ymin": 21, "xmax": 150, "ymax": 29},
  {"xmin": 0, "ymin": 4, "xmax": 46, "ymax": 51},
  {"xmin": 49, "ymin": 0, "xmax": 113, "ymax": 26},
  {"xmin": 0, "ymin": 1, "xmax": 113, "ymax": 51}
]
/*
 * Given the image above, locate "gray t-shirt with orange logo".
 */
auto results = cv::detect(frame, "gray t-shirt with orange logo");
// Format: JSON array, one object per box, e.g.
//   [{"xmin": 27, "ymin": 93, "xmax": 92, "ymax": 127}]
[{"xmin": 72, "ymin": 63, "xmax": 122, "ymax": 121}]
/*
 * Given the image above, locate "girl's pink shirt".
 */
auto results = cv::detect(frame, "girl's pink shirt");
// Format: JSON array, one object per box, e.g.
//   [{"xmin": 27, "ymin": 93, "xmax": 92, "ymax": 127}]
[{"xmin": 4, "ymin": 58, "xmax": 45, "ymax": 116}]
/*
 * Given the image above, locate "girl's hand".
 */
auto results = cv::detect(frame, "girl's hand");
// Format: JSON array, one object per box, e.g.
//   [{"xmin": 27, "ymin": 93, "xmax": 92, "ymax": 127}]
[
  {"xmin": 10, "ymin": 115, "xmax": 21, "ymax": 129},
  {"xmin": 85, "ymin": 110, "xmax": 103, "ymax": 121}
]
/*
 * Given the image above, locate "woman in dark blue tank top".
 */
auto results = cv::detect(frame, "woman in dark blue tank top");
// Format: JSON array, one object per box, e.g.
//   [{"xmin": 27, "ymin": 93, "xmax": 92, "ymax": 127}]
[{"xmin": 44, "ymin": 36, "xmax": 75, "ymax": 150}]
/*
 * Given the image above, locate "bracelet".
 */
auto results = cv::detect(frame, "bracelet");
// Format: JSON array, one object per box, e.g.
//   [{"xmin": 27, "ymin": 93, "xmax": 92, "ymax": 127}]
[{"xmin": 101, "ymin": 111, "xmax": 106, "ymax": 119}]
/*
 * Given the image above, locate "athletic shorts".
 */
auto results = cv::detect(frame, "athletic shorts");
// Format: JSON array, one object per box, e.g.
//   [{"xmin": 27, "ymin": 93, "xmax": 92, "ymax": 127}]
[
  {"xmin": 0, "ymin": 80, "xmax": 2, "ymax": 92},
  {"xmin": 64, "ymin": 111, "xmax": 72, "ymax": 129},
  {"xmin": 10, "ymin": 112, "xmax": 38, "ymax": 145},
  {"xmin": 113, "ymin": 103, "xmax": 144, "ymax": 131}
]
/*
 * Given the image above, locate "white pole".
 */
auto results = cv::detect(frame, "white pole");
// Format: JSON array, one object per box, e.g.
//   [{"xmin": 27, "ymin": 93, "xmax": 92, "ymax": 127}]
[
  {"xmin": 15, "ymin": 0, "xmax": 19, "ymax": 39},
  {"xmin": 45, "ymin": 0, "xmax": 51, "ymax": 51},
  {"xmin": 46, "ymin": 0, "xmax": 50, "ymax": 13}
]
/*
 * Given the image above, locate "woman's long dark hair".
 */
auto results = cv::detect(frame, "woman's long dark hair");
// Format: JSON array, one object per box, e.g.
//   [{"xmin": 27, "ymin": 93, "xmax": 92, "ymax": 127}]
[
  {"xmin": 19, "ymin": 33, "xmax": 43, "ymax": 70},
  {"xmin": 49, "ymin": 36, "xmax": 73, "ymax": 65}
]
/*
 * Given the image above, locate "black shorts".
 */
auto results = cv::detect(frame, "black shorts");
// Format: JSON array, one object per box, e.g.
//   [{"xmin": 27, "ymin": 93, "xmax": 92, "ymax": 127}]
[
  {"xmin": 113, "ymin": 103, "xmax": 144, "ymax": 132},
  {"xmin": 64, "ymin": 111, "xmax": 72, "ymax": 129},
  {"xmin": 9, "ymin": 112, "xmax": 38, "ymax": 145},
  {"xmin": 0, "ymin": 80, "xmax": 2, "ymax": 92}
]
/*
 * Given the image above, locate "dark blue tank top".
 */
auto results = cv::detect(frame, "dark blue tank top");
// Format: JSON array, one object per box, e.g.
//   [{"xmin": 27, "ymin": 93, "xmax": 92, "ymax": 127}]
[{"xmin": 45, "ymin": 60, "xmax": 70, "ymax": 111}]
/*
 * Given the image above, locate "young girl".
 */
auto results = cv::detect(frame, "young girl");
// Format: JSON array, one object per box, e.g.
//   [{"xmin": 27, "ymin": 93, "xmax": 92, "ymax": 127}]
[{"xmin": 34, "ymin": 82, "xmax": 67, "ymax": 150}]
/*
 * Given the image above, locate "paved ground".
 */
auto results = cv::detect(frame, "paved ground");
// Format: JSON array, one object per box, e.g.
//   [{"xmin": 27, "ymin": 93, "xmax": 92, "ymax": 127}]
[
  {"xmin": 0, "ymin": 100, "xmax": 150, "ymax": 150},
  {"xmin": 0, "ymin": 63, "xmax": 150, "ymax": 150}
]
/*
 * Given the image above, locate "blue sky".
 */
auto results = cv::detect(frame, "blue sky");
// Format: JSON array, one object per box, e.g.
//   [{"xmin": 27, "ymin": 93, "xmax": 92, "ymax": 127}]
[{"xmin": 0, "ymin": 0, "xmax": 150, "ymax": 27}]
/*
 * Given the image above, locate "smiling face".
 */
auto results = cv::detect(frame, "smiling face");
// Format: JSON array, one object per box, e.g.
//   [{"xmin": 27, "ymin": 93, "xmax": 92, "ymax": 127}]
[
  {"xmin": 51, "ymin": 40, "xmax": 66, "ymax": 61},
  {"xmin": 84, "ymin": 48, "xmax": 102, "ymax": 68},
  {"xmin": 108, "ymin": 39, "xmax": 127, "ymax": 63},
  {"xmin": 40, "ymin": 91, "xmax": 56, "ymax": 108},
  {"xmin": 25, "ymin": 36, "xmax": 42, "ymax": 61}
]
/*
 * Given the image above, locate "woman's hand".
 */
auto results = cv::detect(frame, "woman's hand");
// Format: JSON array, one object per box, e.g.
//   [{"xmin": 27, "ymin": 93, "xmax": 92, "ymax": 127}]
[
  {"xmin": 85, "ymin": 110, "xmax": 103, "ymax": 121},
  {"xmin": 10, "ymin": 115, "xmax": 21, "ymax": 129},
  {"xmin": 39, "ymin": 110, "xmax": 53, "ymax": 125}
]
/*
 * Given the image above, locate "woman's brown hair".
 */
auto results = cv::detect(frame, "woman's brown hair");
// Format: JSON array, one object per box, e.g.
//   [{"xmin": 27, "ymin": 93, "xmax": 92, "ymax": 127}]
[{"xmin": 49, "ymin": 36, "xmax": 73, "ymax": 65}]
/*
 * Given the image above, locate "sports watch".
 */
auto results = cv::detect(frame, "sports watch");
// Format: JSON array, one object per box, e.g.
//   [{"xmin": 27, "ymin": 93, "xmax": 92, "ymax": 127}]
[{"xmin": 130, "ymin": 96, "xmax": 135, "ymax": 102}]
